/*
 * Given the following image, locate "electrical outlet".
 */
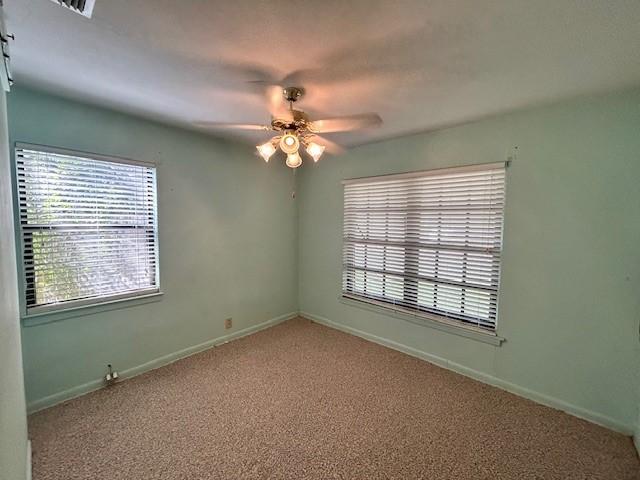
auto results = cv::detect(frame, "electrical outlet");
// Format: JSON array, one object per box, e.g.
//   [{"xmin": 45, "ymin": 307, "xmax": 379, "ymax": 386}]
[
  {"xmin": 105, "ymin": 364, "xmax": 118, "ymax": 385},
  {"xmin": 224, "ymin": 318, "xmax": 232, "ymax": 329}
]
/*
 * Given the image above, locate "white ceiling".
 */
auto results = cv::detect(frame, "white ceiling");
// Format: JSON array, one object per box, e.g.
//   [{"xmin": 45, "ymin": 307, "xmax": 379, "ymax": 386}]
[{"xmin": 5, "ymin": 0, "xmax": 640, "ymax": 147}]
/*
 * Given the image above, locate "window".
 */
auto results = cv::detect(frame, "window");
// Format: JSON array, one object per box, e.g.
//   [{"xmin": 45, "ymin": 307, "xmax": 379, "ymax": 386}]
[
  {"xmin": 342, "ymin": 162, "xmax": 506, "ymax": 331},
  {"xmin": 16, "ymin": 145, "xmax": 159, "ymax": 314}
]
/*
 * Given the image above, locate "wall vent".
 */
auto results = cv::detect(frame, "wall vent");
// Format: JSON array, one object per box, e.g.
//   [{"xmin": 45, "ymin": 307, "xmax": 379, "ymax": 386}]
[{"xmin": 50, "ymin": 0, "xmax": 96, "ymax": 18}]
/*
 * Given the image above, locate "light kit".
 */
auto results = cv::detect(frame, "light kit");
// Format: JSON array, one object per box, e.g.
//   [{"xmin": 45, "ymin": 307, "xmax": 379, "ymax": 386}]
[{"xmin": 258, "ymin": 130, "xmax": 322, "ymax": 168}]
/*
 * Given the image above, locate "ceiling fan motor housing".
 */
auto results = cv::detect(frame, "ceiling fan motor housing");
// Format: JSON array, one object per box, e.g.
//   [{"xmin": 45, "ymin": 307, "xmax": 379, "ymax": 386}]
[{"xmin": 271, "ymin": 109, "xmax": 310, "ymax": 132}]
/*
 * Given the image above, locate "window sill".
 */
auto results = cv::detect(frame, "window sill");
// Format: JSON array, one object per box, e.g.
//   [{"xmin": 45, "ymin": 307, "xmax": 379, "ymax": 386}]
[
  {"xmin": 22, "ymin": 291, "xmax": 164, "ymax": 327},
  {"xmin": 339, "ymin": 295, "xmax": 505, "ymax": 346}
]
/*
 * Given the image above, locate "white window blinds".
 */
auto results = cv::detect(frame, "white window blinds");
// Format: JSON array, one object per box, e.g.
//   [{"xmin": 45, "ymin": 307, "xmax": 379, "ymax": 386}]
[
  {"xmin": 342, "ymin": 163, "xmax": 506, "ymax": 331},
  {"xmin": 16, "ymin": 145, "xmax": 159, "ymax": 314}
]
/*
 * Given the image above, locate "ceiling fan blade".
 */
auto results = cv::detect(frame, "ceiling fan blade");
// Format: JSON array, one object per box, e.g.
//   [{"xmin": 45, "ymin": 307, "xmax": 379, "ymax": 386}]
[
  {"xmin": 266, "ymin": 85, "xmax": 285, "ymax": 115},
  {"xmin": 265, "ymin": 85, "xmax": 294, "ymax": 122},
  {"xmin": 309, "ymin": 113, "xmax": 382, "ymax": 133},
  {"xmin": 280, "ymin": 69, "xmax": 313, "ymax": 86},
  {"xmin": 311, "ymin": 135, "xmax": 346, "ymax": 155},
  {"xmin": 193, "ymin": 121, "xmax": 271, "ymax": 131}
]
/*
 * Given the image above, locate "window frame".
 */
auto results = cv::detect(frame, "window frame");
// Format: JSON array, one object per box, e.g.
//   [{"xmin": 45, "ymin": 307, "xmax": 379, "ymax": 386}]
[
  {"xmin": 13, "ymin": 143, "xmax": 161, "ymax": 318},
  {"xmin": 341, "ymin": 162, "xmax": 507, "ymax": 336}
]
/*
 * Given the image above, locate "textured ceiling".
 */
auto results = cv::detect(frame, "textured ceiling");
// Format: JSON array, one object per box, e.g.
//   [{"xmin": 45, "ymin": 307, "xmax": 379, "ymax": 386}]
[{"xmin": 5, "ymin": 0, "xmax": 640, "ymax": 147}]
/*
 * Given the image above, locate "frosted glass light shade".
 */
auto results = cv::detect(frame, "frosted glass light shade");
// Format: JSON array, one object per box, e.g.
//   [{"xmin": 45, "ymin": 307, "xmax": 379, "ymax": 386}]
[
  {"xmin": 280, "ymin": 133, "xmax": 300, "ymax": 154},
  {"xmin": 256, "ymin": 141, "xmax": 277, "ymax": 162},
  {"xmin": 305, "ymin": 142, "xmax": 325, "ymax": 162},
  {"xmin": 286, "ymin": 152, "xmax": 302, "ymax": 168}
]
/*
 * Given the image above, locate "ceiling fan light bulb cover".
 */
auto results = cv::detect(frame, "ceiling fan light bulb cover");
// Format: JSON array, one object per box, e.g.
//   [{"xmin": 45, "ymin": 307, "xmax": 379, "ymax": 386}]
[
  {"xmin": 280, "ymin": 133, "xmax": 300, "ymax": 154},
  {"xmin": 286, "ymin": 152, "xmax": 302, "ymax": 169},
  {"xmin": 256, "ymin": 141, "xmax": 277, "ymax": 162},
  {"xmin": 306, "ymin": 142, "xmax": 325, "ymax": 162}
]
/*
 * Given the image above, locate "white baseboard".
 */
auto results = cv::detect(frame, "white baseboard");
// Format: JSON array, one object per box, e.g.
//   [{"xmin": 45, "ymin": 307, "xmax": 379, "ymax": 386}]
[
  {"xmin": 634, "ymin": 431, "xmax": 640, "ymax": 458},
  {"xmin": 27, "ymin": 311, "xmax": 298, "ymax": 414},
  {"xmin": 26, "ymin": 440, "xmax": 31, "ymax": 480},
  {"xmin": 301, "ymin": 311, "xmax": 634, "ymax": 435}
]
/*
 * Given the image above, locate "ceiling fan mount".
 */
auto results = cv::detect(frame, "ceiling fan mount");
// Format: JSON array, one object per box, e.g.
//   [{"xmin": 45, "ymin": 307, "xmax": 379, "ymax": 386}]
[{"xmin": 282, "ymin": 86, "xmax": 305, "ymax": 104}]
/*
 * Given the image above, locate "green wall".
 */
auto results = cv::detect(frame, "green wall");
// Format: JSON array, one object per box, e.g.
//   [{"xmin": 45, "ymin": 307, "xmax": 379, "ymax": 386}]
[
  {"xmin": 8, "ymin": 87, "xmax": 298, "ymax": 410},
  {"xmin": 637, "ymin": 389, "xmax": 640, "ymax": 453},
  {"xmin": 297, "ymin": 88, "xmax": 640, "ymax": 433},
  {"xmin": 0, "ymin": 89, "xmax": 29, "ymax": 479},
  {"xmin": 636, "ymin": 413, "xmax": 640, "ymax": 455},
  {"xmin": 8, "ymin": 85, "xmax": 640, "ymax": 436}
]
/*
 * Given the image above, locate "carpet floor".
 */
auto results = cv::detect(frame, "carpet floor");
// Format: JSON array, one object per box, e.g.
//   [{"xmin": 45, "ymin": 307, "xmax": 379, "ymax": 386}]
[{"xmin": 29, "ymin": 317, "xmax": 640, "ymax": 479}]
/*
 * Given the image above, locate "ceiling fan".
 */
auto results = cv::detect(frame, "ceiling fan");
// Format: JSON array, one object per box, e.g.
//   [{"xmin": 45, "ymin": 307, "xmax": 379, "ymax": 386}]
[{"xmin": 195, "ymin": 87, "xmax": 382, "ymax": 168}]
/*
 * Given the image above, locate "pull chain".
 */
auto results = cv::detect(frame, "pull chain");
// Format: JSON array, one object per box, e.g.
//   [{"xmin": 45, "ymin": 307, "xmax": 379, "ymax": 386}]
[{"xmin": 291, "ymin": 167, "xmax": 297, "ymax": 199}]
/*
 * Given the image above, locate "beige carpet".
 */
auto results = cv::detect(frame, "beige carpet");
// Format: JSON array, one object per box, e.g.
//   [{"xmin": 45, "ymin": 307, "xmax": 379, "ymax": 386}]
[{"xmin": 29, "ymin": 317, "xmax": 640, "ymax": 479}]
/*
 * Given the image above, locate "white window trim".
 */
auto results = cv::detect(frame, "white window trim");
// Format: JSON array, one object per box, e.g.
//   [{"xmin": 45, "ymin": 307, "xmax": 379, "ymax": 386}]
[
  {"xmin": 339, "ymin": 294, "xmax": 505, "ymax": 346},
  {"xmin": 341, "ymin": 161, "xmax": 507, "ymax": 185},
  {"xmin": 14, "ymin": 142, "xmax": 161, "ymax": 318},
  {"xmin": 16, "ymin": 143, "xmax": 156, "ymax": 168},
  {"xmin": 341, "ymin": 161, "xmax": 507, "ymax": 336},
  {"xmin": 23, "ymin": 288, "xmax": 162, "ymax": 318}
]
